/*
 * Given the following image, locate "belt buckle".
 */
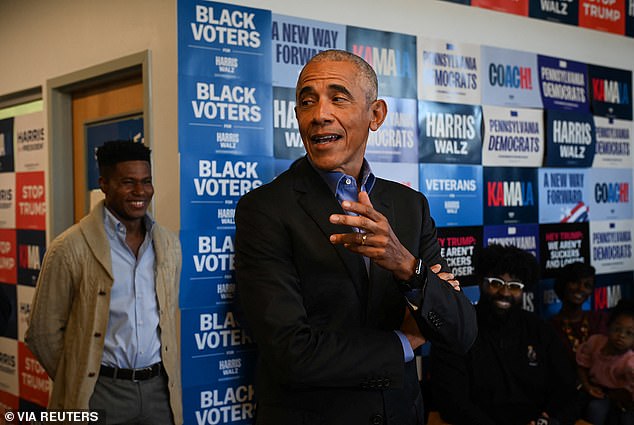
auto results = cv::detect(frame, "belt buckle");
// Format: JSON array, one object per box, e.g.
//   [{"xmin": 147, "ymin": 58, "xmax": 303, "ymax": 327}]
[{"xmin": 132, "ymin": 366, "xmax": 149, "ymax": 382}]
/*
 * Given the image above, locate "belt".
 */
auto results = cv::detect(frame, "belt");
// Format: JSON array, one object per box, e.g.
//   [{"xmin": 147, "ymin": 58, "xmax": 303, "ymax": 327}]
[{"xmin": 99, "ymin": 362, "xmax": 163, "ymax": 381}]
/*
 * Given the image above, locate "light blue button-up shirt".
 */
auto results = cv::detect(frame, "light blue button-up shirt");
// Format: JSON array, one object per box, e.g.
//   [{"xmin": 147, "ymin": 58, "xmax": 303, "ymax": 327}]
[
  {"xmin": 311, "ymin": 158, "xmax": 414, "ymax": 362},
  {"xmin": 101, "ymin": 207, "xmax": 162, "ymax": 368}
]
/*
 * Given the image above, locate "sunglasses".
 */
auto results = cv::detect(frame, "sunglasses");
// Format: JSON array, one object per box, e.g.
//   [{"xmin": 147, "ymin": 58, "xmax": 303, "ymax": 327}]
[{"xmin": 484, "ymin": 277, "xmax": 525, "ymax": 294}]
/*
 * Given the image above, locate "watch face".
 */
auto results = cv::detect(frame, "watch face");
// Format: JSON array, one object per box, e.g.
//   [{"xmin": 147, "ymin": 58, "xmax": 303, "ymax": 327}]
[{"xmin": 415, "ymin": 259, "xmax": 424, "ymax": 276}]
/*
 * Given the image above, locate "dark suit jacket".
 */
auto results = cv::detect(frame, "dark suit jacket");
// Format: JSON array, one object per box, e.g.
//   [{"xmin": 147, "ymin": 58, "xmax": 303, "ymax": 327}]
[{"xmin": 235, "ymin": 157, "xmax": 475, "ymax": 425}]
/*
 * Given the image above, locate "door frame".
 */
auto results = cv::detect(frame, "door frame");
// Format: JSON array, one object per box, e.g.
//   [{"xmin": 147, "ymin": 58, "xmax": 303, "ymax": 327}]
[{"xmin": 46, "ymin": 51, "xmax": 151, "ymax": 239}]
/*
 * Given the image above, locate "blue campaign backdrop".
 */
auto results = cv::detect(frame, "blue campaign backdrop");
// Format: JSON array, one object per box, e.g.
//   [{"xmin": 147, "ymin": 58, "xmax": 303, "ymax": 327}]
[
  {"xmin": 537, "ymin": 55, "xmax": 590, "ymax": 112},
  {"xmin": 177, "ymin": 1, "xmax": 634, "ymax": 423},
  {"xmin": 346, "ymin": 26, "xmax": 418, "ymax": 99},
  {"xmin": 418, "ymin": 100, "xmax": 483, "ymax": 164},
  {"xmin": 480, "ymin": 46, "xmax": 542, "ymax": 108},
  {"xmin": 272, "ymin": 14, "xmax": 346, "ymax": 88},
  {"xmin": 483, "ymin": 167, "xmax": 539, "ymax": 225},
  {"xmin": 588, "ymin": 64, "xmax": 633, "ymax": 120},
  {"xmin": 419, "ymin": 164, "xmax": 483, "ymax": 227},
  {"xmin": 538, "ymin": 168, "xmax": 589, "ymax": 223},
  {"xmin": 367, "ymin": 97, "xmax": 418, "ymax": 163},
  {"xmin": 586, "ymin": 168, "xmax": 633, "ymax": 221},
  {"xmin": 544, "ymin": 109, "xmax": 596, "ymax": 167}
]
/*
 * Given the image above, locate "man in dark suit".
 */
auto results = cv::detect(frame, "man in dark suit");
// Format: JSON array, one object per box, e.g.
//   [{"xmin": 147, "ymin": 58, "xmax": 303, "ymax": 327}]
[{"xmin": 235, "ymin": 50, "xmax": 475, "ymax": 425}]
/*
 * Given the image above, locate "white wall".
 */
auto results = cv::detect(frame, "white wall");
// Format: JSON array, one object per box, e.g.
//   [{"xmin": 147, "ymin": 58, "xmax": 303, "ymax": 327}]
[
  {"xmin": 1, "ymin": 0, "xmax": 633, "ymax": 232},
  {"xmin": 0, "ymin": 0, "xmax": 179, "ymax": 230}
]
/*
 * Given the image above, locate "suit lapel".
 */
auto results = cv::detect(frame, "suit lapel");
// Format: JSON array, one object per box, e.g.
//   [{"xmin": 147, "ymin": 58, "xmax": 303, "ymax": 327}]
[
  {"xmin": 293, "ymin": 158, "xmax": 368, "ymax": 301},
  {"xmin": 367, "ymin": 181, "xmax": 397, "ymax": 315}
]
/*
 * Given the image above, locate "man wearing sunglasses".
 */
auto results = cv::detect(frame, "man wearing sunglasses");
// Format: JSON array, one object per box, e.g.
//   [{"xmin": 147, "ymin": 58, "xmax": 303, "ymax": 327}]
[{"xmin": 429, "ymin": 244, "xmax": 579, "ymax": 425}]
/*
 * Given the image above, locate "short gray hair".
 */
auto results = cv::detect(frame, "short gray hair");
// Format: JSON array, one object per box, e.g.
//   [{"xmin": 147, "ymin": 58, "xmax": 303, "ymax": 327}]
[{"xmin": 297, "ymin": 49, "xmax": 378, "ymax": 104}]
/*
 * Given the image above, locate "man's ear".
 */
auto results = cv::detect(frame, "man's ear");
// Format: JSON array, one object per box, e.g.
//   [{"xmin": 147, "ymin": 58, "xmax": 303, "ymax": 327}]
[
  {"xmin": 98, "ymin": 176, "xmax": 107, "ymax": 194},
  {"xmin": 369, "ymin": 99, "xmax": 387, "ymax": 132}
]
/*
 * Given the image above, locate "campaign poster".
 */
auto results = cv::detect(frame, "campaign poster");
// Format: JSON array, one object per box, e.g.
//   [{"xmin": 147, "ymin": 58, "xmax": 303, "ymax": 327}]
[
  {"xmin": 483, "ymin": 167, "xmax": 539, "ymax": 225},
  {"xmin": 366, "ymin": 97, "xmax": 418, "ymax": 163},
  {"xmin": 180, "ymin": 306, "xmax": 258, "ymax": 425},
  {"xmin": 483, "ymin": 224, "xmax": 541, "ymax": 311},
  {"xmin": 0, "ymin": 173, "xmax": 15, "ymax": 229},
  {"xmin": 17, "ymin": 343, "xmax": 49, "ymax": 408},
  {"xmin": 13, "ymin": 112, "xmax": 45, "ymax": 173},
  {"xmin": 590, "ymin": 220, "xmax": 634, "ymax": 274},
  {"xmin": 0, "ymin": 337, "xmax": 18, "ymax": 396},
  {"xmin": 0, "ymin": 230, "xmax": 17, "ymax": 284},
  {"xmin": 538, "ymin": 168, "xmax": 589, "ymax": 223},
  {"xmin": 539, "ymin": 222, "xmax": 590, "ymax": 278},
  {"xmin": 372, "ymin": 162, "xmax": 419, "ymax": 191},
  {"xmin": 418, "ymin": 101, "xmax": 482, "ymax": 164},
  {"xmin": 544, "ymin": 109, "xmax": 595, "ymax": 167},
  {"xmin": 593, "ymin": 116, "xmax": 632, "ymax": 168},
  {"xmin": 482, "ymin": 106, "xmax": 544, "ymax": 167},
  {"xmin": 588, "ymin": 65, "xmax": 633, "ymax": 120},
  {"xmin": 178, "ymin": 75, "xmax": 273, "ymax": 157},
  {"xmin": 538, "ymin": 278, "xmax": 564, "ymax": 319},
  {"xmin": 436, "ymin": 226, "xmax": 483, "ymax": 286},
  {"xmin": 586, "ymin": 167, "xmax": 632, "ymax": 221},
  {"xmin": 419, "ymin": 164, "xmax": 483, "ymax": 226},
  {"xmin": 625, "ymin": 0, "xmax": 634, "ymax": 37},
  {"xmin": 16, "ymin": 285, "xmax": 34, "ymax": 343},
  {"xmin": 16, "ymin": 230, "xmax": 45, "ymax": 287},
  {"xmin": 180, "ymin": 153, "xmax": 274, "ymax": 232},
  {"xmin": 537, "ymin": 55, "xmax": 590, "ymax": 112},
  {"xmin": 273, "ymin": 86, "xmax": 303, "ymax": 160},
  {"xmin": 15, "ymin": 172, "xmax": 45, "ymax": 231},
  {"xmin": 183, "ymin": 379, "xmax": 256, "ymax": 425},
  {"xmin": 347, "ymin": 27, "xmax": 417, "ymax": 99},
  {"xmin": 272, "ymin": 14, "xmax": 345, "ymax": 87},
  {"xmin": 179, "ymin": 228, "xmax": 237, "ymax": 309},
  {"xmin": 180, "ymin": 306, "xmax": 256, "ymax": 384},
  {"xmin": 484, "ymin": 223, "xmax": 540, "ymax": 258},
  {"xmin": 529, "ymin": 0, "xmax": 578, "ymax": 25},
  {"xmin": 0, "ymin": 119, "xmax": 15, "ymax": 173},
  {"xmin": 578, "ymin": 0, "xmax": 626, "ymax": 34},
  {"xmin": 481, "ymin": 47, "xmax": 542, "ymax": 108},
  {"xmin": 178, "ymin": 1, "xmax": 271, "ymax": 81},
  {"xmin": 472, "ymin": 0, "xmax": 529, "ymax": 15},
  {"xmin": 418, "ymin": 38, "xmax": 481, "ymax": 105},
  {"xmin": 594, "ymin": 271, "xmax": 633, "ymax": 310}
]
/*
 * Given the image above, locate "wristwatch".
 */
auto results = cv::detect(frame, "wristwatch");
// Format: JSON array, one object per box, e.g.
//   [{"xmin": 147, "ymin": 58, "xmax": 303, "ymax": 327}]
[
  {"xmin": 401, "ymin": 258, "xmax": 425, "ymax": 290},
  {"xmin": 413, "ymin": 258, "xmax": 424, "ymax": 278}
]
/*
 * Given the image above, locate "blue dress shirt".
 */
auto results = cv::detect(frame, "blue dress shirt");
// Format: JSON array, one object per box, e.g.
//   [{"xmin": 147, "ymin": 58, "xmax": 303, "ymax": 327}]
[
  {"xmin": 101, "ymin": 207, "xmax": 162, "ymax": 369},
  {"xmin": 311, "ymin": 158, "xmax": 414, "ymax": 362}
]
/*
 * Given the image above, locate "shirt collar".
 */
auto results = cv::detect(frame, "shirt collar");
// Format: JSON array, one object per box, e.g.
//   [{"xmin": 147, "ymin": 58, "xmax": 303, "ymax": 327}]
[
  {"xmin": 309, "ymin": 156, "xmax": 376, "ymax": 196},
  {"xmin": 103, "ymin": 205, "xmax": 154, "ymax": 238}
]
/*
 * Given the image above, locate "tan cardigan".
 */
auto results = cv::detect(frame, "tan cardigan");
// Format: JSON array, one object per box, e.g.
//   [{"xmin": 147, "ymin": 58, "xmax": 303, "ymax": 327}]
[{"xmin": 26, "ymin": 201, "xmax": 183, "ymax": 424}]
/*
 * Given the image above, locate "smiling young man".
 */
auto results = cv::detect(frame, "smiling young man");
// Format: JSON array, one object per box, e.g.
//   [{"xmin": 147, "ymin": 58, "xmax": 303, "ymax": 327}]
[
  {"xmin": 235, "ymin": 50, "xmax": 475, "ymax": 425},
  {"xmin": 430, "ymin": 244, "xmax": 579, "ymax": 425},
  {"xmin": 26, "ymin": 141, "xmax": 182, "ymax": 424}
]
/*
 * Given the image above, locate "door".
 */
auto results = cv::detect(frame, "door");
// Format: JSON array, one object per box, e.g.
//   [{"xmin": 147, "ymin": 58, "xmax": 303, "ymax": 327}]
[{"xmin": 71, "ymin": 75, "xmax": 143, "ymax": 221}]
